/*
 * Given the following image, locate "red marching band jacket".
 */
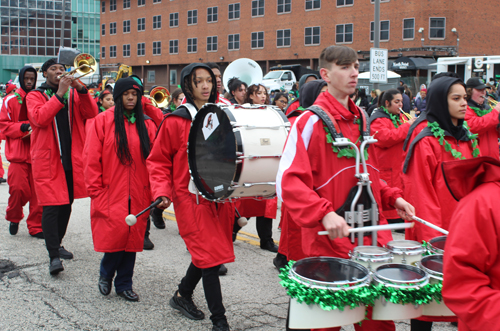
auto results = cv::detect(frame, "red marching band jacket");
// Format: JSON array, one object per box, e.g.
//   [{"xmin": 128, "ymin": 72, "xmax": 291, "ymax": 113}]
[{"xmin": 464, "ymin": 105, "xmax": 500, "ymax": 160}]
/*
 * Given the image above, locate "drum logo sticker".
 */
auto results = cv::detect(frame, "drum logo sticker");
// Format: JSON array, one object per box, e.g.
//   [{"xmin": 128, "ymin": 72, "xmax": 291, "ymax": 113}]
[
  {"xmin": 214, "ymin": 184, "xmax": 224, "ymax": 192},
  {"xmin": 202, "ymin": 112, "xmax": 220, "ymax": 140}
]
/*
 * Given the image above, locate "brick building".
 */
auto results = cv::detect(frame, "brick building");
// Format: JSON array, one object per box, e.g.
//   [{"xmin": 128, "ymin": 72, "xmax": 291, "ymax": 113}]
[{"xmin": 98, "ymin": 0, "xmax": 500, "ymax": 92}]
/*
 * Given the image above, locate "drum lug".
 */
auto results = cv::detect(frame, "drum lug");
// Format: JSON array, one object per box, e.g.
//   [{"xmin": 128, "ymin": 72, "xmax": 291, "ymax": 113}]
[
  {"xmin": 235, "ymin": 160, "xmax": 243, "ymax": 164},
  {"xmin": 236, "ymin": 152, "xmax": 244, "ymax": 156},
  {"xmin": 238, "ymin": 154, "xmax": 282, "ymax": 160}
]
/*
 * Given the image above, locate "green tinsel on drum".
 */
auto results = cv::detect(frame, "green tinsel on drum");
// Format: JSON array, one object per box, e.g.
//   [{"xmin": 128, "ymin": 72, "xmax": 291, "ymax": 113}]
[{"xmin": 374, "ymin": 282, "xmax": 442, "ymax": 306}]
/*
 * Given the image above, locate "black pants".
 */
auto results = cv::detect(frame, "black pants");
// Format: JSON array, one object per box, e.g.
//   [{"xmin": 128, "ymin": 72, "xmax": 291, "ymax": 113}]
[
  {"xmin": 100, "ymin": 251, "xmax": 136, "ymax": 293},
  {"xmin": 411, "ymin": 319, "xmax": 433, "ymax": 331},
  {"xmin": 256, "ymin": 216, "xmax": 273, "ymax": 245},
  {"xmin": 178, "ymin": 262, "xmax": 226, "ymax": 323},
  {"xmin": 42, "ymin": 171, "xmax": 74, "ymax": 259}
]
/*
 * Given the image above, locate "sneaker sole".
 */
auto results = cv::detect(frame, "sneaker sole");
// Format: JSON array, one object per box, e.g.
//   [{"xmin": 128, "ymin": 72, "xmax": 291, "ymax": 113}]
[
  {"xmin": 169, "ymin": 297, "xmax": 205, "ymax": 320},
  {"xmin": 59, "ymin": 255, "xmax": 73, "ymax": 260},
  {"xmin": 50, "ymin": 266, "xmax": 64, "ymax": 275}
]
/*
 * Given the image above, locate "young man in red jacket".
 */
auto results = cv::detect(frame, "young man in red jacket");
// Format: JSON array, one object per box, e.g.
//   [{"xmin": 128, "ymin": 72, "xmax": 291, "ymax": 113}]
[
  {"xmin": 277, "ymin": 46, "xmax": 414, "ymax": 331},
  {"xmin": 26, "ymin": 58, "xmax": 98, "ymax": 275},
  {"xmin": 0, "ymin": 66, "xmax": 43, "ymax": 238}
]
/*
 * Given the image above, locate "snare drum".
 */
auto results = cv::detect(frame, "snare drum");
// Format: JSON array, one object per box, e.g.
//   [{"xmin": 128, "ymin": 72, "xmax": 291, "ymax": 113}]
[
  {"xmin": 371, "ymin": 263, "xmax": 429, "ymax": 320},
  {"xmin": 418, "ymin": 254, "xmax": 455, "ymax": 317},
  {"xmin": 287, "ymin": 257, "xmax": 369, "ymax": 329},
  {"xmin": 187, "ymin": 104, "xmax": 289, "ymax": 201},
  {"xmin": 386, "ymin": 240, "xmax": 425, "ymax": 264},
  {"xmin": 350, "ymin": 246, "xmax": 393, "ymax": 270},
  {"xmin": 428, "ymin": 236, "xmax": 447, "ymax": 255}
]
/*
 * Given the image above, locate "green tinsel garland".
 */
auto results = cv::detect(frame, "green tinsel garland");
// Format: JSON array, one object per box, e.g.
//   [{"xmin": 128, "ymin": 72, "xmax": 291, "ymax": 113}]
[
  {"xmin": 380, "ymin": 106, "xmax": 402, "ymax": 128},
  {"xmin": 469, "ymin": 105, "xmax": 492, "ymax": 117},
  {"xmin": 13, "ymin": 92, "xmax": 23, "ymax": 105},
  {"xmin": 374, "ymin": 282, "xmax": 442, "ymax": 306},
  {"xmin": 322, "ymin": 118, "xmax": 369, "ymax": 160},
  {"xmin": 427, "ymin": 121, "xmax": 480, "ymax": 160},
  {"xmin": 45, "ymin": 89, "xmax": 69, "ymax": 105}
]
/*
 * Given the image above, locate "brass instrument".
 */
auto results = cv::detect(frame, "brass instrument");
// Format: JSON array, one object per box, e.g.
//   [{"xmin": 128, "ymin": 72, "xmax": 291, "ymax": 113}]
[
  {"xmin": 399, "ymin": 108, "xmax": 414, "ymax": 123},
  {"xmin": 482, "ymin": 95, "xmax": 499, "ymax": 107},
  {"xmin": 58, "ymin": 53, "xmax": 97, "ymax": 80},
  {"xmin": 149, "ymin": 86, "xmax": 170, "ymax": 108}
]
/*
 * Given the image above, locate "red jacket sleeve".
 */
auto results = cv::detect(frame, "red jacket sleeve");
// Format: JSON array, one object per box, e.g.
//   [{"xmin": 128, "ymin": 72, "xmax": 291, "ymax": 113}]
[
  {"xmin": 370, "ymin": 117, "xmax": 411, "ymax": 148},
  {"xmin": 0, "ymin": 95, "xmax": 28, "ymax": 139},
  {"xmin": 83, "ymin": 114, "xmax": 105, "ymax": 198},
  {"xmin": 378, "ymin": 178, "xmax": 403, "ymax": 210},
  {"xmin": 26, "ymin": 91, "xmax": 65, "ymax": 128},
  {"xmin": 465, "ymin": 106, "xmax": 500, "ymax": 135},
  {"xmin": 443, "ymin": 183, "xmax": 500, "ymax": 331},
  {"xmin": 276, "ymin": 114, "xmax": 335, "ymax": 228},
  {"xmin": 75, "ymin": 88, "xmax": 98, "ymax": 120},
  {"xmin": 142, "ymin": 96, "xmax": 164, "ymax": 127}
]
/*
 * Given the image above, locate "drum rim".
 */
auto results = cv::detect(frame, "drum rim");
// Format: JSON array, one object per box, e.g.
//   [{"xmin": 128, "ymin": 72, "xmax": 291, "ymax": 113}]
[
  {"xmin": 385, "ymin": 240, "xmax": 425, "ymax": 255},
  {"xmin": 351, "ymin": 246, "xmax": 393, "ymax": 263},
  {"xmin": 428, "ymin": 236, "xmax": 447, "ymax": 254},
  {"xmin": 373, "ymin": 263, "xmax": 429, "ymax": 288},
  {"xmin": 290, "ymin": 257, "xmax": 370, "ymax": 291},
  {"xmin": 418, "ymin": 254, "xmax": 444, "ymax": 280}
]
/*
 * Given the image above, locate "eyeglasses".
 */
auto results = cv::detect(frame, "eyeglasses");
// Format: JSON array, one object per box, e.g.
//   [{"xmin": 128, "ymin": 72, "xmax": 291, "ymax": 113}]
[{"xmin": 277, "ymin": 99, "xmax": 287, "ymax": 104}]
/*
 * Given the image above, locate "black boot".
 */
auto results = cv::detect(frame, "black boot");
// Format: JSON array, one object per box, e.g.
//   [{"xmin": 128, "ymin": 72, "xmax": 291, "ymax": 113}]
[
  {"xmin": 273, "ymin": 252, "xmax": 288, "ymax": 271},
  {"xmin": 150, "ymin": 206, "xmax": 165, "ymax": 229},
  {"xmin": 232, "ymin": 216, "xmax": 242, "ymax": 242},
  {"xmin": 144, "ymin": 218, "xmax": 154, "ymax": 250}
]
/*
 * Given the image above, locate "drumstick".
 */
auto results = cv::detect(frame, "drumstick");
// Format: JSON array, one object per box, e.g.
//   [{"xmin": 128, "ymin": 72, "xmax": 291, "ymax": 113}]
[
  {"xmin": 412, "ymin": 216, "xmax": 449, "ymax": 235},
  {"xmin": 235, "ymin": 207, "xmax": 248, "ymax": 227},
  {"xmin": 125, "ymin": 199, "xmax": 162, "ymax": 226},
  {"xmin": 318, "ymin": 222, "xmax": 414, "ymax": 236}
]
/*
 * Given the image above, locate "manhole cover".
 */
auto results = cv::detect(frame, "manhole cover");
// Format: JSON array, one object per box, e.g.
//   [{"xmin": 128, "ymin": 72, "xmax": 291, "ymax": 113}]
[{"xmin": 0, "ymin": 259, "xmax": 17, "ymax": 278}]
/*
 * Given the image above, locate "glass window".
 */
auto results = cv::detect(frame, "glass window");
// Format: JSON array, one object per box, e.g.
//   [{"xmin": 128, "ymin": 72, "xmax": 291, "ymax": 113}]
[
  {"xmin": 170, "ymin": 12, "xmax": 178, "ymax": 27},
  {"xmin": 153, "ymin": 15, "xmax": 161, "ymax": 29},
  {"xmin": 187, "ymin": 9, "xmax": 197, "ymax": 25},
  {"xmin": 123, "ymin": 20, "xmax": 130, "ymax": 33},
  {"xmin": 137, "ymin": 17, "xmax": 145, "ymax": 31},
  {"xmin": 277, "ymin": 0, "xmax": 291, "ymax": 13},
  {"xmin": 228, "ymin": 33, "xmax": 239, "ymax": 50},
  {"xmin": 123, "ymin": 0, "xmax": 130, "ymax": 9},
  {"xmin": 251, "ymin": 31, "xmax": 264, "ymax": 49},
  {"xmin": 335, "ymin": 23, "xmax": 353, "ymax": 43},
  {"xmin": 148, "ymin": 70, "xmax": 155, "ymax": 83},
  {"xmin": 101, "ymin": 46, "xmax": 105, "ymax": 58},
  {"xmin": 251, "ymin": 0, "xmax": 264, "ymax": 17},
  {"xmin": 305, "ymin": 0, "xmax": 320, "ymax": 10},
  {"xmin": 276, "ymin": 29, "xmax": 291, "ymax": 47},
  {"xmin": 153, "ymin": 41, "xmax": 161, "ymax": 55},
  {"xmin": 169, "ymin": 39, "xmax": 178, "ymax": 54},
  {"xmin": 153, "ymin": 0, "xmax": 160, "ymax": 3},
  {"xmin": 430, "ymin": 18, "xmax": 445, "ymax": 38},
  {"xmin": 337, "ymin": 0, "xmax": 353, "ymax": 6},
  {"xmin": 101, "ymin": 1, "xmax": 105, "ymax": 12},
  {"xmin": 137, "ymin": 42, "xmax": 145, "ymax": 56},
  {"xmin": 228, "ymin": 3, "xmax": 240, "ymax": 20},
  {"xmin": 138, "ymin": 0, "xmax": 145, "ymax": 6},
  {"xmin": 170, "ymin": 70, "xmax": 177, "ymax": 85},
  {"xmin": 304, "ymin": 26, "xmax": 320, "ymax": 45},
  {"xmin": 110, "ymin": 0, "xmax": 116, "ymax": 11},
  {"xmin": 110, "ymin": 45, "xmax": 116, "ymax": 57},
  {"xmin": 403, "ymin": 18, "xmax": 414, "ymax": 39},
  {"xmin": 370, "ymin": 20, "xmax": 390, "ymax": 41},
  {"xmin": 207, "ymin": 6, "xmax": 218, "ymax": 22},
  {"xmin": 207, "ymin": 36, "xmax": 217, "ymax": 52},
  {"xmin": 109, "ymin": 22, "xmax": 116, "ymax": 35},
  {"xmin": 101, "ymin": 23, "xmax": 105, "ymax": 36},
  {"xmin": 187, "ymin": 37, "xmax": 197, "ymax": 53},
  {"xmin": 123, "ymin": 44, "xmax": 130, "ymax": 57}
]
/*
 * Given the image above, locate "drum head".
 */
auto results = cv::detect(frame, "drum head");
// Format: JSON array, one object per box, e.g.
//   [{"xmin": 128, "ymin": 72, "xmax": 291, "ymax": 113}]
[
  {"xmin": 354, "ymin": 246, "xmax": 390, "ymax": 257},
  {"xmin": 374, "ymin": 264, "xmax": 427, "ymax": 285},
  {"xmin": 420, "ymin": 254, "xmax": 443, "ymax": 275},
  {"xmin": 188, "ymin": 104, "xmax": 239, "ymax": 201},
  {"xmin": 429, "ymin": 236, "xmax": 447, "ymax": 253}
]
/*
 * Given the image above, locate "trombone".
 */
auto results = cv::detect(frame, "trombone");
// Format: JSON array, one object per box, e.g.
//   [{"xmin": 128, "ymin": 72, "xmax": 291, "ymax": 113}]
[
  {"xmin": 145, "ymin": 86, "xmax": 170, "ymax": 108},
  {"xmin": 482, "ymin": 95, "xmax": 499, "ymax": 107},
  {"xmin": 399, "ymin": 108, "xmax": 414, "ymax": 123},
  {"xmin": 58, "ymin": 53, "xmax": 97, "ymax": 81}
]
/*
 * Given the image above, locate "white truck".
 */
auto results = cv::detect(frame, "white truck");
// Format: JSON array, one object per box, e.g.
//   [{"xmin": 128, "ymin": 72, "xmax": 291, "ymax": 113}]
[{"xmin": 262, "ymin": 64, "xmax": 319, "ymax": 92}]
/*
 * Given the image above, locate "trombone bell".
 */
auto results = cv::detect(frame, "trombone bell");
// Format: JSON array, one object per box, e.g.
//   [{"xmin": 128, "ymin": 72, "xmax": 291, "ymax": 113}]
[
  {"xmin": 58, "ymin": 53, "xmax": 97, "ymax": 80},
  {"xmin": 150, "ymin": 86, "xmax": 170, "ymax": 108}
]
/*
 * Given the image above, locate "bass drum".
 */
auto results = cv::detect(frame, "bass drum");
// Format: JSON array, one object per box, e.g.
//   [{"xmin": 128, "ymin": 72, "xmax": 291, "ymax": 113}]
[{"xmin": 188, "ymin": 103, "xmax": 290, "ymax": 202}]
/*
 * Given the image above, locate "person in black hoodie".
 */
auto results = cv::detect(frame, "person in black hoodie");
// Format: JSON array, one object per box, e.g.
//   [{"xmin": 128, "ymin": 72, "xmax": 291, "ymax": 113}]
[{"xmin": 147, "ymin": 63, "xmax": 233, "ymax": 331}]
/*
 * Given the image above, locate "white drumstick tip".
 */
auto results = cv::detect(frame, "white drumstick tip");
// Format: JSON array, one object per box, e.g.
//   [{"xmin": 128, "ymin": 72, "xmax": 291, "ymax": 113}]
[
  {"xmin": 237, "ymin": 217, "xmax": 248, "ymax": 227},
  {"xmin": 125, "ymin": 214, "xmax": 137, "ymax": 226}
]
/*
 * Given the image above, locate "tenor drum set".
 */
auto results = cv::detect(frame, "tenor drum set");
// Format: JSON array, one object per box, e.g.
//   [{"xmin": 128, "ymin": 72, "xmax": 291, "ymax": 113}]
[{"xmin": 285, "ymin": 236, "xmax": 454, "ymax": 329}]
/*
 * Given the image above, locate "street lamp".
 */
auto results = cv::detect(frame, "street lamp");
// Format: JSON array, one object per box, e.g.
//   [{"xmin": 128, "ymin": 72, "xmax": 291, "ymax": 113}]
[
  {"xmin": 451, "ymin": 28, "xmax": 459, "ymax": 56},
  {"xmin": 418, "ymin": 28, "xmax": 425, "ymax": 47}
]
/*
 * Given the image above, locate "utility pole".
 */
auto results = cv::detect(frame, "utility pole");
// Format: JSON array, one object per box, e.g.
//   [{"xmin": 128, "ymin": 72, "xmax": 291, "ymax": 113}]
[{"xmin": 373, "ymin": 0, "xmax": 380, "ymax": 90}]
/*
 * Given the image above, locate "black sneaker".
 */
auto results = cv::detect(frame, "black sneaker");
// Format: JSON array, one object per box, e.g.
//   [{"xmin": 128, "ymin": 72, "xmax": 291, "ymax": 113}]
[
  {"xmin": 260, "ymin": 240, "xmax": 279, "ymax": 253},
  {"xmin": 143, "ymin": 236, "xmax": 154, "ymax": 250},
  {"xmin": 273, "ymin": 253, "xmax": 288, "ymax": 272},
  {"xmin": 30, "ymin": 232, "xmax": 44, "ymax": 239},
  {"xmin": 150, "ymin": 208, "xmax": 166, "ymax": 229},
  {"xmin": 0, "ymin": 178, "xmax": 6, "ymax": 183},
  {"xmin": 219, "ymin": 264, "xmax": 228, "ymax": 276},
  {"xmin": 169, "ymin": 290, "xmax": 205, "ymax": 320},
  {"xmin": 9, "ymin": 222, "xmax": 19, "ymax": 235},
  {"xmin": 49, "ymin": 257, "xmax": 64, "ymax": 275},
  {"xmin": 212, "ymin": 319, "xmax": 230, "ymax": 331},
  {"xmin": 59, "ymin": 246, "xmax": 74, "ymax": 260}
]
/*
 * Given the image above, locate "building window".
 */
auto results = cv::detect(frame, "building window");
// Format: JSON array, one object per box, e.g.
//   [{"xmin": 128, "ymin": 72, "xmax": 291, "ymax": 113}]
[
  {"xmin": 169, "ymin": 40, "xmax": 178, "ymax": 54},
  {"xmin": 228, "ymin": 3, "xmax": 240, "ymax": 20},
  {"xmin": 207, "ymin": 7, "xmax": 218, "ymax": 23},
  {"xmin": 430, "ymin": 18, "xmax": 445, "ymax": 39},
  {"xmin": 403, "ymin": 18, "xmax": 414, "ymax": 39},
  {"xmin": 138, "ymin": 0, "xmax": 145, "ymax": 6},
  {"xmin": 370, "ymin": 0, "xmax": 389, "ymax": 2},
  {"xmin": 188, "ymin": 10, "xmax": 198, "ymax": 25},
  {"xmin": 252, "ymin": 0, "xmax": 264, "ymax": 17},
  {"xmin": 101, "ymin": 1, "xmax": 105, "ymax": 12},
  {"xmin": 337, "ymin": 0, "xmax": 353, "ymax": 6},
  {"xmin": 187, "ymin": 38, "xmax": 197, "ymax": 53},
  {"xmin": 170, "ymin": 13, "xmax": 179, "ymax": 27},
  {"xmin": 277, "ymin": 29, "xmax": 291, "ymax": 47},
  {"xmin": 110, "ymin": 0, "xmax": 116, "ymax": 11},
  {"xmin": 228, "ymin": 34, "xmax": 240, "ymax": 50},
  {"xmin": 170, "ymin": 70, "xmax": 177, "ymax": 85},
  {"xmin": 207, "ymin": 36, "xmax": 218, "ymax": 52},
  {"xmin": 305, "ymin": 26, "xmax": 320, "ymax": 45},
  {"xmin": 101, "ymin": 23, "xmax": 105, "ymax": 36},
  {"xmin": 370, "ymin": 20, "xmax": 390, "ymax": 41},
  {"xmin": 110, "ymin": 22, "xmax": 116, "ymax": 35},
  {"xmin": 138, "ymin": 18, "xmax": 145, "ymax": 31},
  {"xmin": 153, "ymin": 0, "xmax": 161, "ymax": 3},
  {"xmin": 305, "ymin": 0, "xmax": 320, "ymax": 10},
  {"xmin": 137, "ymin": 42, "xmax": 145, "ymax": 56},
  {"xmin": 123, "ymin": 0, "xmax": 130, "ymax": 9},
  {"xmin": 123, "ymin": 44, "xmax": 130, "ymax": 57},
  {"xmin": 123, "ymin": 20, "xmax": 130, "ymax": 33},
  {"xmin": 277, "ymin": 0, "xmax": 291, "ymax": 13},
  {"xmin": 110, "ymin": 45, "xmax": 117, "ymax": 58},
  {"xmin": 336, "ymin": 23, "xmax": 353, "ymax": 43},
  {"xmin": 251, "ymin": 31, "xmax": 264, "ymax": 49},
  {"xmin": 153, "ymin": 41, "xmax": 161, "ymax": 55},
  {"xmin": 153, "ymin": 15, "xmax": 161, "ymax": 29},
  {"xmin": 148, "ymin": 71, "xmax": 155, "ymax": 83},
  {"xmin": 101, "ymin": 46, "xmax": 105, "ymax": 59}
]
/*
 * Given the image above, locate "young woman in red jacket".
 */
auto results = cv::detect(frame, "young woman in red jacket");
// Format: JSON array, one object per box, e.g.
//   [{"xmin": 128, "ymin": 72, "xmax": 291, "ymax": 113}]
[{"xmin": 84, "ymin": 77, "xmax": 157, "ymax": 302}]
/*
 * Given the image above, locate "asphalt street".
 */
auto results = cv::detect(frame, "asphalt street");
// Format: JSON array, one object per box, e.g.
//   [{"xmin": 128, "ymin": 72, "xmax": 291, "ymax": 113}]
[{"xmin": 0, "ymin": 145, "xmax": 457, "ymax": 331}]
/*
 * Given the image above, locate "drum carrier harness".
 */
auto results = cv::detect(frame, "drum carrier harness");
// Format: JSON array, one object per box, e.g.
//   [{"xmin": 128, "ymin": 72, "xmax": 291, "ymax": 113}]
[{"xmin": 307, "ymin": 105, "xmax": 380, "ymax": 246}]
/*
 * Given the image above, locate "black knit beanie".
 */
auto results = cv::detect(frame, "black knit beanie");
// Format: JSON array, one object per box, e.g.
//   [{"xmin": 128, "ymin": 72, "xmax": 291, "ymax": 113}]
[{"xmin": 113, "ymin": 76, "xmax": 144, "ymax": 101}]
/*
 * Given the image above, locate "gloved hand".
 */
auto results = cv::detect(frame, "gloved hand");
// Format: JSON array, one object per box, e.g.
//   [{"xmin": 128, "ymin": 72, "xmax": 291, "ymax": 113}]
[{"xmin": 20, "ymin": 124, "xmax": 31, "ymax": 132}]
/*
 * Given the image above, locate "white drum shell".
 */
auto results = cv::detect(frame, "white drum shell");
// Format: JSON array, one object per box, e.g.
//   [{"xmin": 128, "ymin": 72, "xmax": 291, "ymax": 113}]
[
  {"xmin": 423, "ymin": 300, "xmax": 455, "ymax": 317},
  {"xmin": 391, "ymin": 254, "xmax": 422, "ymax": 265},
  {"xmin": 350, "ymin": 246, "xmax": 393, "ymax": 271},
  {"xmin": 289, "ymin": 298, "xmax": 366, "ymax": 329},
  {"xmin": 372, "ymin": 298, "xmax": 423, "ymax": 320}
]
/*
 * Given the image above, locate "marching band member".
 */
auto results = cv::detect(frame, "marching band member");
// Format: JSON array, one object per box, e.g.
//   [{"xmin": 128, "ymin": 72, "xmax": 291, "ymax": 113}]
[
  {"xmin": 464, "ymin": 77, "xmax": 500, "ymax": 159},
  {"xmin": 369, "ymin": 89, "xmax": 415, "ymax": 221},
  {"xmin": 96, "ymin": 90, "xmax": 114, "ymax": 112},
  {"xmin": 84, "ymin": 77, "xmax": 157, "ymax": 302},
  {"xmin": 166, "ymin": 88, "xmax": 184, "ymax": 113},
  {"xmin": 147, "ymin": 63, "xmax": 233, "ymax": 331},
  {"xmin": 0, "ymin": 66, "xmax": 43, "ymax": 238},
  {"xmin": 26, "ymin": 58, "xmax": 98, "ymax": 275},
  {"xmin": 227, "ymin": 78, "xmax": 247, "ymax": 105},
  {"xmin": 277, "ymin": 45, "xmax": 414, "ymax": 331}
]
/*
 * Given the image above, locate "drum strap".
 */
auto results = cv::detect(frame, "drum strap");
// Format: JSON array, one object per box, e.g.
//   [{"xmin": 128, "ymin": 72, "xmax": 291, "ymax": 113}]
[
  {"xmin": 183, "ymin": 103, "xmax": 198, "ymax": 120},
  {"xmin": 307, "ymin": 105, "xmax": 344, "ymax": 141}
]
